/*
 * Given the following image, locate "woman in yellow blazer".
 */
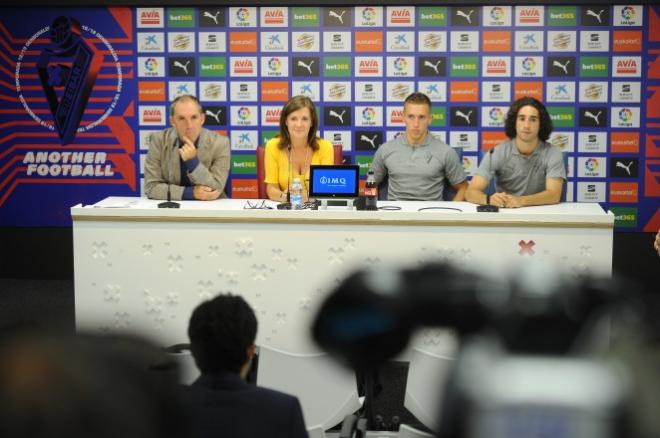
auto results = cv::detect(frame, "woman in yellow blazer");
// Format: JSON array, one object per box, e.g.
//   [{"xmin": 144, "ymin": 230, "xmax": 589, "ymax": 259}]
[{"xmin": 264, "ymin": 96, "xmax": 334, "ymax": 202}]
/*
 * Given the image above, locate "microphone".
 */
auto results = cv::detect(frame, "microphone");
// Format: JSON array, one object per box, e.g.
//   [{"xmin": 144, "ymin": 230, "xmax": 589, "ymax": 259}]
[
  {"xmin": 158, "ymin": 137, "xmax": 181, "ymax": 208},
  {"xmin": 277, "ymin": 145, "xmax": 292, "ymax": 210}
]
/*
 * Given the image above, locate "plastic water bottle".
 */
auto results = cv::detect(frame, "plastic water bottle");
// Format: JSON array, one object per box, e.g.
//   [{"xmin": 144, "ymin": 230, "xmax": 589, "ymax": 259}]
[
  {"xmin": 290, "ymin": 177, "xmax": 303, "ymax": 209},
  {"xmin": 364, "ymin": 170, "xmax": 378, "ymax": 210}
]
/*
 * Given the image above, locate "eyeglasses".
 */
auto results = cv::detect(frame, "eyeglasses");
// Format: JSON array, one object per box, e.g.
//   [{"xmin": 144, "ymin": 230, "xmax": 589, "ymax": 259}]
[{"xmin": 243, "ymin": 200, "xmax": 272, "ymax": 210}]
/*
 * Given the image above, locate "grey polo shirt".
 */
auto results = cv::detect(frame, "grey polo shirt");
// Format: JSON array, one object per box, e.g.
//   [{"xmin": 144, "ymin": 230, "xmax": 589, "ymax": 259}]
[
  {"xmin": 475, "ymin": 139, "xmax": 566, "ymax": 196},
  {"xmin": 370, "ymin": 133, "xmax": 466, "ymax": 201}
]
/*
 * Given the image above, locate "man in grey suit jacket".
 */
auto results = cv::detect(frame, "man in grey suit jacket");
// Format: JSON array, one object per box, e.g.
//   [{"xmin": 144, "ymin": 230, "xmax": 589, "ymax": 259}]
[
  {"xmin": 145, "ymin": 95, "xmax": 230, "ymax": 201},
  {"xmin": 185, "ymin": 294, "xmax": 308, "ymax": 438}
]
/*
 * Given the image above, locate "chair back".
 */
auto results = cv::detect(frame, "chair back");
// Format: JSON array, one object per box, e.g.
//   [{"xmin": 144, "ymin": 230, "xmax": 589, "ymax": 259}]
[
  {"xmin": 256, "ymin": 345, "xmax": 361, "ymax": 430},
  {"xmin": 404, "ymin": 348, "xmax": 454, "ymax": 432},
  {"xmin": 256, "ymin": 144, "xmax": 342, "ymax": 199}
]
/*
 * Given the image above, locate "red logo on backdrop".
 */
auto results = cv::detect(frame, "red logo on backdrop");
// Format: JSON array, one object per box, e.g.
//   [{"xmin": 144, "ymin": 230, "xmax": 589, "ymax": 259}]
[{"xmin": 518, "ymin": 240, "xmax": 535, "ymax": 255}]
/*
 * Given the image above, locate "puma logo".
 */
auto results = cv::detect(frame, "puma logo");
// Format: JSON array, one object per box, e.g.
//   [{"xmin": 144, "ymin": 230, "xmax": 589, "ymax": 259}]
[
  {"xmin": 584, "ymin": 110, "xmax": 602, "ymax": 125},
  {"xmin": 552, "ymin": 59, "xmax": 570, "ymax": 75},
  {"xmin": 297, "ymin": 60, "xmax": 315, "ymax": 75},
  {"xmin": 615, "ymin": 161, "xmax": 633, "ymax": 175},
  {"xmin": 329, "ymin": 10, "xmax": 346, "ymax": 24},
  {"xmin": 173, "ymin": 60, "xmax": 190, "ymax": 74},
  {"xmin": 456, "ymin": 10, "xmax": 474, "ymax": 24},
  {"xmin": 203, "ymin": 11, "xmax": 221, "ymax": 25},
  {"xmin": 204, "ymin": 109, "xmax": 222, "ymax": 123},
  {"xmin": 586, "ymin": 9, "xmax": 605, "ymax": 24},
  {"xmin": 329, "ymin": 110, "xmax": 346, "ymax": 124},
  {"xmin": 360, "ymin": 134, "xmax": 378, "ymax": 149},
  {"xmin": 455, "ymin": 110, "xmax": 473, "ymax": 124},
  {"xmin": 423, "ymin": 60, "xmax": 442, "ymax": 74}
]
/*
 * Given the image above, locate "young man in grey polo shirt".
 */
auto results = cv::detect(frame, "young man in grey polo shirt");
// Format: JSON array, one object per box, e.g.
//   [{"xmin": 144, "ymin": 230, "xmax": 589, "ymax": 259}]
[
  {"xmin": 466, "ymin": 97, "xmax": 566, "ymax": 208},
  {"xmin": 370, "ymin": 92, "xmax": 467, "ymax": 201}
]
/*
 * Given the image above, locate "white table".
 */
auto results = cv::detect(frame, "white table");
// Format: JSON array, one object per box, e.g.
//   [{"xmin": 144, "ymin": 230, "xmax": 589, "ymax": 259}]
[{"xmin": 72, "ymin": 197, "xmax": 613, "ymax": 354}]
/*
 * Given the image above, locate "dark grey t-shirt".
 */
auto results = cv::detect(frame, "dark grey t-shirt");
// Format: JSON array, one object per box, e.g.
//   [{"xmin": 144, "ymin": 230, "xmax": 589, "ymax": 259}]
[
  {"xmin": 476, "ymin": 139, "xmax": 566, "ymax": 196},
  {"xmin": 370, "ymin": 134, "xmax": 466, "ymax": 201}
]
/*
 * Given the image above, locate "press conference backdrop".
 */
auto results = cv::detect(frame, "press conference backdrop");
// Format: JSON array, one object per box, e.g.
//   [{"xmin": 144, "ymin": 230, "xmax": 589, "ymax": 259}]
[{"xmin": 0, "ymin": 5, "xmax": 658, "ymax": 230}]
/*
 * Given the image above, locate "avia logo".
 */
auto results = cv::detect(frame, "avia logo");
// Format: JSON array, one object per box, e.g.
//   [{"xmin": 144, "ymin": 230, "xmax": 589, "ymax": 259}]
[
  {"xmin": 518, "ymin": 240, "xmax": 535, "ymax": 256},
  {"xmin": 390, "ymin": 110, "xmax": 404, "ymax": 124},
  {"xmin": 390, "ymin": 9, "xmax": 411, "ymax": 24},
  {"xmin": 487, "ymin": 59, "xmax": 506, "ymax": 74},
  {"xmin": 519, "ymin": 8, "xmax": 541, "ymax": 24},
  {"xmin": 619, "ymin": 108, "xmax": 633, "ymax": 122},
  {"xmin": 142, "ymin": 108, "xmax": 163, "ymax": 123},
  {"xmin": 140, "ymin": 10, "xmax": 162, "ymax": 25},
  {"xmin": 233, "ymin": 59, "xmax": 254, "ymax": 74},
  {"xmin": 264, "ymin": 10, "xmax": 284, "ymax": 24},
  {"xmin": 237, "ymin": 106, "xmax": 251, "ymax": 120},
  {"xmin": 616, "ymin": 59, "xmax": 637, "ymax": 74},
  {"xmin": 264, "ymin": 109, "xmax": 281, "ymax": 123},
  {"xmin": 359, "ymin": 59, "xmax": 379, "ymax": 74},
  {"xmin": 236, "ymin": 8, "xmax": 250, "ymax": 22}
]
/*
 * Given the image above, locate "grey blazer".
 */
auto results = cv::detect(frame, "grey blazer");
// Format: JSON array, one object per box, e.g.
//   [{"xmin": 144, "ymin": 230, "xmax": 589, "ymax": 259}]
[{"xmin": 144, "ymin": 127, "xmax": 230, "ymax": 200}]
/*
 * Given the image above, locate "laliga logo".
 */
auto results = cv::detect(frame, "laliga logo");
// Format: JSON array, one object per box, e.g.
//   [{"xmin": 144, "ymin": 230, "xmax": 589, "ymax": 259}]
[
  {"xmin": 319, "ymin": 176, "xmax": 347, "ymax": 185},
  {"xmin": 585, "ymin": 158, "xmax": 599, "ymax": 172},
  {"xmin": 619, "ymin": 108, "xmax": 633, "ymax": 122},
  {"xmin": 362, "ymin": 107, "xmax": 376, "ymax": 122},
  {"xmin": 621, "ymin": 6, "xmax": 635, "ymax": 21},
  {"xmin": 490, "ymin": 7, "xmax": 504, "ymax": 20},
  {"xmin": 236, "ymin": 8, "xmax": 250, "ymax": 22},
  {"xmin": 237, "ymin": 106, "xmax": 251, "ymax": 120},
  {"xmin": 144, "ymin": 57, "xmax": 158, "ymax": 72},
  {"xmin": 268, "ymin": 57, "xmax": 282, "ymax": 72},
  {"xmin": 522, "ymin": 57, "xmax": 536, "ymax": 71},
  {"xmin": 16, "ymin": 16, "xmax": 122, "ymax": 145},
  {"xmin": 393, "ymin": 57, "xmax": 407, "ymax": 71},
  {"xmin": 489, "ymin": 108, "xmax": 504, "ymax": 123},
  {"xmin": 362, "ymin": 7, "xmax": 376, "ymax": 22}
]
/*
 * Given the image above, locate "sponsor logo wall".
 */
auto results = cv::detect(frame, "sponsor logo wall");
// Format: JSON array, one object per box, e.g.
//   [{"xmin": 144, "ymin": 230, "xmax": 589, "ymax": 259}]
[{"xmin": 1, "ymin": 5, "xmax": 659, "ymax": 232}]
